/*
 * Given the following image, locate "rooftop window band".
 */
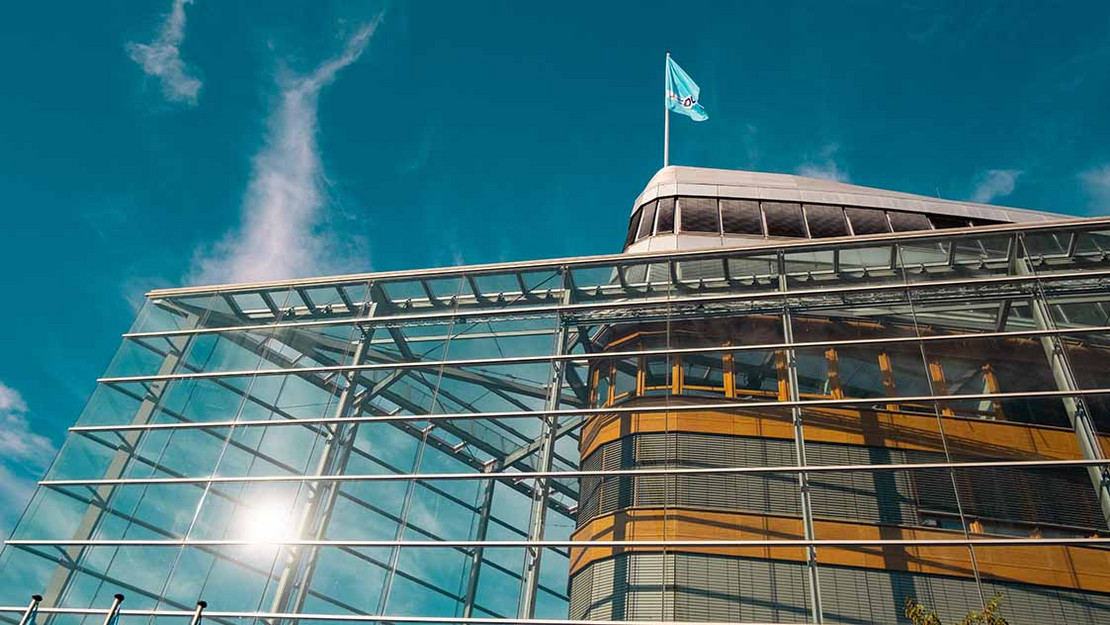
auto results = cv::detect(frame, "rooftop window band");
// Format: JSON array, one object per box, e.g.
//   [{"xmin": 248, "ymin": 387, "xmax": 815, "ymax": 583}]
[
  {"xmin": 36, "ymin": 458, "xmax": 1110, "ymax": 488},
  {"xmin": 120, "ymin": 263, "xmax": 1110, "ymax": 341},
  {"xmin": 69, "ymin": 385, "xmax": 1110, "ymax": 433},
  {"xmin": 624, "ymin": 192, "xmax": 1022, "ymax": 245}
]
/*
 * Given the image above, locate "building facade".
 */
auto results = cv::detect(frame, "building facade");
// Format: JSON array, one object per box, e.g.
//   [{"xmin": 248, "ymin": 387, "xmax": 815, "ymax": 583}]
[{"xmin": 1, "ymin": 167, "xmax": 1109, "ymax": 625}]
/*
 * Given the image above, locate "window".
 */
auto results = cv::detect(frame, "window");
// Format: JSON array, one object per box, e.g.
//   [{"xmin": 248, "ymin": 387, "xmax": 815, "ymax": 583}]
[
  {"xmin": 643, "ymin": 356, "xmax": 672, "ymax": 396},
  {"xmin": 624, "ymin": 207, "xmax": 642, "ymax": 248},
  {"xmin": 636, "ymin": 200, "xmax": 657, "ymax": 240},
  {"xmin": 795, "ymin": 351, "xmax": 832, "ymax": 397},
  {"xmin": 846, "ymin": 207, "xmax": 891, "ymax": 235},
  {"xmin": 679, "ymin": 354, "xmax": 726, "ymax": 397},
  {"xmin": 594, "ymin": 365, "xmax": 612, "ymax": 407},
  {"xmin": 929, "ymin": 215, "xmax": 972, "ymax": 229},
  {"xmin": 733, "ymin": 351, "xmax": 781, "ymax": 397},
  {"xmin": 833, "ymin": 347, "xmax": 887, "ymax": 399},
  {"xmin": 763, "ymin": 202, "xmax": 806, "ymax": 238},
  {"xmin": 804, "ymin": 205, "xmax": 849, "ymax": 238},
  {"xmin": 888, "ymin": 211, "xmax": 932, "ymax": 232},
  {"xmin": 656, "ymin": 197, "xmax": 676, "ymax": 233},
  {"xmin": 613, "ymin": 359, "xmax": 638, "ymax": 402},
  {"xmin": 969, "ymin": 218, "xmax": 1005, "ymax": 227},
  {"xmin": 679, "ymin": 197, "xmax": 720, "ymax": 233},
  {"xmin": 721, "ymin": 199, "xmax": 763, "ymax": 235}
]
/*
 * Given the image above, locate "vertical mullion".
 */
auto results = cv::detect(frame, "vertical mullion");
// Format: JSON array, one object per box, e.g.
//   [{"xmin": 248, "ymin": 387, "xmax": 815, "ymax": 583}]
[{"xmin": 779, "ymin": 249, "xmax": 824, "ymax": 624}]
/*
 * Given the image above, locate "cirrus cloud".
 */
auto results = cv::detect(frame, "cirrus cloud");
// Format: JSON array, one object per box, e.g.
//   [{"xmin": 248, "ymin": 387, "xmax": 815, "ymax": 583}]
[
  {"xmin": 969, "ymin": 169, "xmax": 1022, "ymax": 204},
  {"xmin": 0, "ymin": 381, "xmax": 56, "ymax": 536},
  {"xmin": 191, "ymin": 17, "xmax": 383, "ymax": 285},
  {"xmin": 1080, "ymin": 165, "xmax": 1110, "ymax": 212},
  {"xmin": 796, "ymin": 143, "xmax": 850, "ymax": 183},
  {"xmin": 127, "ymin": 0, "xmax": 202, "ymax": 105}
]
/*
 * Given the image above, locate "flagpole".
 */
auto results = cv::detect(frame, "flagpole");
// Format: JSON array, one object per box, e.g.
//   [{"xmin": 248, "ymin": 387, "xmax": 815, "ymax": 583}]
[{"xmin": 663, "ymin": 51, "xmax": 670, "ymax": 168}]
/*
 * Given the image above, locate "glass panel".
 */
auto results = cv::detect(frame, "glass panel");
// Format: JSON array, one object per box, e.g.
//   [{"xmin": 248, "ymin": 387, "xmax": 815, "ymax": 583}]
[
  {"xmin": 656, "ymin": 196, "xmax": 676, "ymax": 233},
  {"xmin": 16, "ymin": 222, "xmax": 1110, "ymax": 625},
  {"xmin": 625, "ymin": 206, "xmax": 642, "ymax": 247},
  {"xmin": 678, "ymin": 196, "xmax": 720, "ymax": 233},
  {"xmin": 888, "ymin": 210, "xmax": 932, "ymax": 232},
  {"xmin": 763, "ymin": 201, "xmax": 807, "ymax": 238},
  {"xmin": 721, "ymin": 198, "xmax": 763, "ymax": 236},
  {"xmin": 636, "ymin": 200, "xmax": 657, "ymax": 240},
  {"xmin": 804, "ymin": 204, "xmax": 849, "ymax": 238},
  {"xmin": 929, "ymin": 214, "xmax": 971, "ymax": 229},
  {"xmin": 846, "ymin": 207, "xmax": 891, "ymax": 235}
]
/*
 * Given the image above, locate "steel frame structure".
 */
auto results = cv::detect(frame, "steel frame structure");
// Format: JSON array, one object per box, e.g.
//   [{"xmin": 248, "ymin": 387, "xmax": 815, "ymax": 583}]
[{"xmin": 2, "ymin": 219, "xmax": 1110, "ymax": 624}]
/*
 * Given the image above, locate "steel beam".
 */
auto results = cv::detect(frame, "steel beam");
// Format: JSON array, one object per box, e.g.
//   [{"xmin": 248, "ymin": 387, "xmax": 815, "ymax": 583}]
[
  {"xmin": 516, "ymin": 271, "xmax": 572, "ymax": 620},
  {"xmin": 780, "ymin": 253, "xmax": 824, "ymax": 624},
  {"xmin": 1016, "ymin": 239, "xmax": 1110, "ymax": 524},
  {"xmin": 269, "ymin": 329, "xmax": 372, "ymax": 620}
]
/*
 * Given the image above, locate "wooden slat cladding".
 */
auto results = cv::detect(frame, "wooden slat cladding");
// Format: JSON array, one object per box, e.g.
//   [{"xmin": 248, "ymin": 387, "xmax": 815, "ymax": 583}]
[
  {"xmin": 569, "ymin": 508, "xmax": 1110, "ymax": 592},
  {"xmin": 579, "ymin": 402, "xmax": 1108, "ymax": 463}
]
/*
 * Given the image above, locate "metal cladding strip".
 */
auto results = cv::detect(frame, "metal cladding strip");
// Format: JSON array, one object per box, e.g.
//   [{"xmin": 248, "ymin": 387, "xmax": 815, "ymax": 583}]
[
  {"xmin": 122, "ymin": 263, "xmax": 1110, "ymax": 341},
  {"xmin": 144, "ymin": 215, "xmax": 1110, "ymax": 298},
  {"xmin": 68, "ymin": 386, "xmax": 1110, "ymax": 433},
  {"xmin": 5, "ymin": 537, "xmax": 1110, "ymax": 548},
  {"xmin": 36, "ymin": 458, "xmax": 1110, "ymax": 488},
  {"xmin": 103, "ymin": 322, "xmax": 1110, "ymax": 384},
  {"xmin": 0, "ymin": 608, "xmax": 808, "ymax": 625}
]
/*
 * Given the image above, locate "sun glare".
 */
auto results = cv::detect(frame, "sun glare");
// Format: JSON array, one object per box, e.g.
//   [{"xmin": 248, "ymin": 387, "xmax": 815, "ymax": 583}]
[{"xmin": 240, "ymin": 502, "xmax": 298, "ymax": 546}]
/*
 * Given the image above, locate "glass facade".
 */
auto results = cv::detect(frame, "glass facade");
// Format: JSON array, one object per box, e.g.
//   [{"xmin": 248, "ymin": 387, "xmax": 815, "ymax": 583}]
[{"xmin": 2, "ymin": 218, "xmax": 1110, "ymax": 625}]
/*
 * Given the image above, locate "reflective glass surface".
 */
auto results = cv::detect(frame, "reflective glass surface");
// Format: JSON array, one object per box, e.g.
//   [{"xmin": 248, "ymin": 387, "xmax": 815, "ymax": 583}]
[{"xmin": 3, "ymin": 221, "xmax": 1110, "ymax": 625}]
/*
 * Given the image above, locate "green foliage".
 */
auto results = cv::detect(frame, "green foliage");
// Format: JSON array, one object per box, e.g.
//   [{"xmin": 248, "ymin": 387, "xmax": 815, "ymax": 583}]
[
  {"xmin": 904, "ymin": 594, "xmax": 1009, "ymax": 625},
  {"xmin": 904, "ymin": 598, "xmax": 942, "ymax": 625}
]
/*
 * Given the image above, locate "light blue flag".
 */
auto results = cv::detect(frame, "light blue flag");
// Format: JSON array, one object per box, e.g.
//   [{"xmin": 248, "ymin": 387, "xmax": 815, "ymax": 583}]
[{"xmin": 666, "ymin": 56, "xmax": 708, "ymax": 122}]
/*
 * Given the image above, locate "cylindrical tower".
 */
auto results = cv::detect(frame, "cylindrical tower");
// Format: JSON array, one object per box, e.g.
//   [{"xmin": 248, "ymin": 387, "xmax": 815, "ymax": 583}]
[{"xmin": 568, "ymin": 166, "xmax": 1110, "ymax": 623}]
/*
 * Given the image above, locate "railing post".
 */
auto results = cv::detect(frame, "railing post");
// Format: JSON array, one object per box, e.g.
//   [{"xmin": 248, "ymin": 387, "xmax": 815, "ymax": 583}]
[
  {"xmin": 188, "ymin": 601, "xmax": 207, "ymax": 625},
  {"xmin": 101, "ymin": 594, "xmax": 124, "ymax": 625},
  {"xmin": 17, "ymin": 595, "xmax": 41, "ymax": 625}
]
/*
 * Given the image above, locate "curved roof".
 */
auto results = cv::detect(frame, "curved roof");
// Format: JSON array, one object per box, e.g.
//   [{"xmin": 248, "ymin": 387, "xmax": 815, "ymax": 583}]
[
  {"xmin": 623, "ymin": 166, "xmax": 1072, "ymax": 254},
  {"xmin": 632, "ymin": 166, "xmax": 1065, "ymax": 223}
]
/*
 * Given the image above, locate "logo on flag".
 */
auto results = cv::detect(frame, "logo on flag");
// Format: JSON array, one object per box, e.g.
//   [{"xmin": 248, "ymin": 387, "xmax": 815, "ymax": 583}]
[{"xmin": 666, "ymin": 56, "xmax": 708, "ymax": 122}]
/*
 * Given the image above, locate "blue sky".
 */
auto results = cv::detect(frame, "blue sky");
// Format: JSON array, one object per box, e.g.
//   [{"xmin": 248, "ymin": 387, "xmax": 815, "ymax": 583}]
[{"xmin": 1, "ymin": 0, "xmax": 1110, "ymax": 532}]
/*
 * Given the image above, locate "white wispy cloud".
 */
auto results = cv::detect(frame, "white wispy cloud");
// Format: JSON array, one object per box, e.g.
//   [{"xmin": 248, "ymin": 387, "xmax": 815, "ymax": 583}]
[
  {"xmin": 192, "ymin": 17, "xmax": 382, "ymax": 285},
  {"xmin": 1080, "ymin": 165, "xmax": 1110, "ymax": 212},
  {"xmin": 127, "ymin": 0, "xmax": 202, "ymax": 105},
  {"xmin": 796, "ymin": 143, "xmax": 849, "ymax": 183},
  {"xmin": 0, "ymin": 381, "xmax": 56, "ymax": 536},
  {"xmin": 969, "ymin": 169, "xmax": 1022, "ymax": 204}
]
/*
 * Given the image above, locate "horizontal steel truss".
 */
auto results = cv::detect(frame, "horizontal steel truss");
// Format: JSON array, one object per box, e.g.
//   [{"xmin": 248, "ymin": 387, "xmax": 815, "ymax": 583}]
[
  {"xmin": 123, "ymin": 264, "xmax": 1110, "ymax": 342},
  {"xmin": 68, "ymin": 385, "xmax": 1110, "ymax": 433},
  {"xmin": 7, "ymin": 538, "xmax": 1110, "ymax": 548},
  {"xmin": 0, "ymin": 606, "xmax": 815, "ymax": 625},
  {"xmin": 35, "ymin": 458, "xmax": 1110, "ymax": 488},
  {"xmin": 144, "ymin": 215, "xmax": 1110, "ymax": 298},
  {"xmin": 100, "ymin": 321, "xmax": 1110, "ymax": 385}
]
